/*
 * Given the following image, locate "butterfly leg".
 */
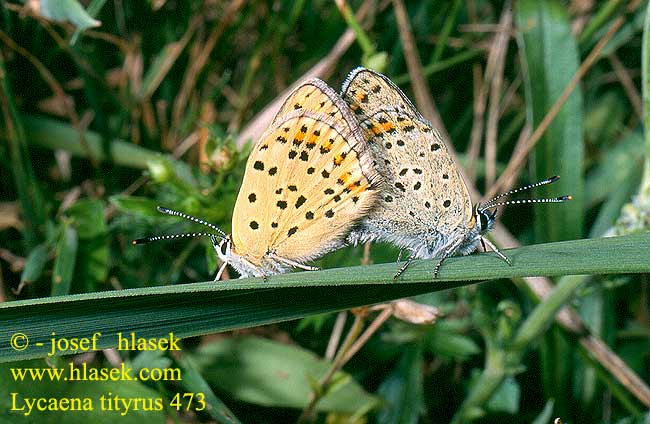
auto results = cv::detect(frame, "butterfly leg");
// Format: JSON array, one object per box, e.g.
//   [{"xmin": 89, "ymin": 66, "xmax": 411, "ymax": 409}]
[
  {"xmin": 479, "ymin": 236, "xmax": 511, "ymax": 266},
  {"xmin": 214, "ymin": 261, "xmax": 228, "ymax": 282},
  {"xmin": 432, "ymin": 256, "xmax": 448, "ymax": 279},
  {"xmin": 433, "ymin": 238, "xmax": 467, "ymax": 278},
  {"xmin": 394, "ymin": 257, "xmax": 414, "ymax": 279},
  {"xmin": 268, "ymin": 253, "xmax": 320, "ymax": 271}
]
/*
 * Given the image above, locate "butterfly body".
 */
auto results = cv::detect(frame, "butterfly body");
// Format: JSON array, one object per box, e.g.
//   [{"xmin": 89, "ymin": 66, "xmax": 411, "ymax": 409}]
[{"xmin": 342, "ymin": 68, "xmax": 486, "ymax": 268}]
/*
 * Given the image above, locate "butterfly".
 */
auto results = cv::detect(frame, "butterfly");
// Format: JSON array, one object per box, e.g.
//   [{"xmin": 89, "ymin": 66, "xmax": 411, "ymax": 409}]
[
  {"xmin": 134, "ymin": 78, "xmax": 379, "ymax": 280},
  {"xmin": 341, "ymin": 67, "xmax": 571, "ymax": 277}
]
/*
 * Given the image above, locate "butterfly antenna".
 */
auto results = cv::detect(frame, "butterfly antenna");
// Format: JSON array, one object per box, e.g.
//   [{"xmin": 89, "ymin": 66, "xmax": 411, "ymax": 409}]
[
  {"xmin": 483, "ymin": 176, "xmax": 561, "ymax": 209},
  {"xmin": 481, "ymin": 195, "xmax": 572, "ymax": 211},
  {"xmin": 156, "ymin": 206, "xmax": 227, "ymax": 238},
  {"xmin": 133, "ymin": 232, "xmax": 222, "ymax": 245}
]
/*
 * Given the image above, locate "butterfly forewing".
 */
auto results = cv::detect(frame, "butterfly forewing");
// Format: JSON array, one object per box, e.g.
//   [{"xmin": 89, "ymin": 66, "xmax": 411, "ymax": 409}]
[
  {"xmin": 275, "ymin": 80, "xmax": 346, "ymax": 123},
  {"xmin": 231, "ymin": 79, "xmax": 378, "ymax": 266}
]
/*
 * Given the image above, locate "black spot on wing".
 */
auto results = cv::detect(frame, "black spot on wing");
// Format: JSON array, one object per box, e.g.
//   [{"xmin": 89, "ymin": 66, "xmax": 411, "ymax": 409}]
[{"xmin": 295, "ymin": 195, "xmax": 307, "ymax": 208}]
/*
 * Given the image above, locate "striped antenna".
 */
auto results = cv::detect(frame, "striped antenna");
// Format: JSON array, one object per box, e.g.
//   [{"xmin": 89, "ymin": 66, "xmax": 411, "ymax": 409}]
[
  {"xmin": 481, "ymin": 195, "xmax": 572, "ymax": 211},
  {"xmin": 133, "ymin": 232, "xmax": 221, "ymax": 245},
  {"xmin": 483, "ymin": 176, "xmax": 561, "ymax": 209},
  {"xmin": 132, "ymin": 206, "xmax": 226, "ymax": 245},
  {"xmin": 156, "ymin": 206, "xmax": 227, "ymax": 238}
]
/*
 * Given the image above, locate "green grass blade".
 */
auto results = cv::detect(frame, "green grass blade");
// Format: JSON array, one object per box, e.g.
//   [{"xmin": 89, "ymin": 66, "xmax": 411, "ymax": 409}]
[
  {"xmin": 515, "ymin": 0, "xmax": 585, "ymax": 242},
  {"xmin": 20, "ymin": 244, "xmax": 49, "ymax": 285},
  {"xmin": 0, "ymin": 56, "xmax": 47, "ymax": 248},
  {"xmin": 9, "ymin": 116, "xmax": 163, "ymax": 169},
  {"xmin": 376, "ymin": 343, "xmax": 424, "ymax": 423},
  {"xmin": 51, "ymin": 224, "xmax": 78, "ymax": 297},
  {"xmin": 1, "ymin": 234, "xmax": 649, "ymax": 363},
  {"xmin": 642, "ymin": 0, "xmax": 650, "ymax": 193},
  {"xmin": 175, "ymin": 355, "xmax": 242, "ymax": 424}
]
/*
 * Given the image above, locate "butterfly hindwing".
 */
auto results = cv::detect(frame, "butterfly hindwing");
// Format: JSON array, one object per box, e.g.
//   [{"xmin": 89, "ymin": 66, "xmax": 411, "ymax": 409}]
[{"xmin": 341, "ymin": 68, "xmax": 473, "ymax": 235}]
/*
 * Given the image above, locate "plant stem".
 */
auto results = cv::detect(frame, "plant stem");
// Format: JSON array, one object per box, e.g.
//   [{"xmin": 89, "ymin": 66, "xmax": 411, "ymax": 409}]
[
  {"xmin": 513, "ymin": 275, "xmax": 587, "ymax": 351},
  {"xmin": 298, "ymin": 311, "xmax": 367, "ymax": 423},
  {"xmin": 452, "ymin": 349, "xmax": 507, "ymax": 424},
  {"xmin": 579, "ymin": 0, "xmax": 625, "ymax": 45},
  {"xmin": 334, "ymin": 0, "xmax": 375, "ymax": 57}
]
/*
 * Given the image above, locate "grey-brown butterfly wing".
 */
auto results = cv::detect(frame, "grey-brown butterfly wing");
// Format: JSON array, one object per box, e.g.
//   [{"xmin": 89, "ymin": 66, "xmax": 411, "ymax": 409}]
[{"xmin": 341, "ymin": 68, "xmax": 474, "ymax": 255}]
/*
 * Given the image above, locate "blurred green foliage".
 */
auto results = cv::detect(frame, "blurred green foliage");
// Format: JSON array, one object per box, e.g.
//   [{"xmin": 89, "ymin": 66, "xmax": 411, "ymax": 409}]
[{"xmin": 1, "ymin": 0, "xmax": 649, "ymax": 423}]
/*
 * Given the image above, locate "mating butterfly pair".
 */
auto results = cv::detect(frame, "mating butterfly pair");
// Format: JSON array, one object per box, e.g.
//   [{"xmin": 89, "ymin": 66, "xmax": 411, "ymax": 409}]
[{"xmin": 135, "ymin": 68, "xmax": 570, "ymax": 280}]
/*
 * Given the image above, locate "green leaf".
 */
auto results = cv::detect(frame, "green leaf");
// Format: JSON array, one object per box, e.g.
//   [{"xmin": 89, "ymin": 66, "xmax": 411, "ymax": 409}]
[
  {"xmin": 1, "ymin": 234, "xmax": 649, "ymax": 363},
  {"xmin": 20, "ymin": 244, "xmax": 49, "ymax": 285},
  {"xmin": 615, "ymin": 410, "xmax": 650, "ymax": 424},
  {"xmin": 642, "ymin": 0, "xmax": 650, "ymax": 194},
  {"xmin": 40, "ymin": 0, "xmax": 101, "ymax": 31},
  {"xmin": 585, "ymin": 130, "xmax": 644, "ymax": 208},
  {"xmin": 51, "ymin": 225, "xmax": 78, "ymax": 297},
  {"xmin": 426, "ymin": 322, "xmax": 480, "ymax": 359},
  {"xmin": 176, "ymin": 355, "xmax": 242, "ymax": 424},
  {"xmin": 376, "ymin": 344, "xmax": 424, "ymax": 424},
  {"xmin": 109, "ymin": 196, "xmax": 165, "ymax": 217},
  {"xmin": 0, "ymin": 53, "xmax": 47, "ymax": 248},
  {"xmin": 486, "ymin": 376, "xmax": 520, "ymax": 414},
  {"xmin": 66, "ymin": 199, "xmax": 109, "ymax": 290},
  {"xmin": 18, "ymin": 116, "xmax": 163, "ymax": 170},
  {"xmin": 531, "ymin": 399, "xmax": 555, "ymax": 424},
  {"xmin": 516, "ymin": 0, "xmax": 585, "ymax": 242},
  {"xmin": 74, "ymin": 236, "xmax": 109, "ymax": 292},
  {"xmin": 66, "ymin": 199, "xmax": 107, "ymax": 240},
  {"xmin": 191, "ymin": 336, "xmax": 379, "ymax": 413},
  {"xmin": 70, "ymin": 0, "xmax": 107, "ymax": 44}
]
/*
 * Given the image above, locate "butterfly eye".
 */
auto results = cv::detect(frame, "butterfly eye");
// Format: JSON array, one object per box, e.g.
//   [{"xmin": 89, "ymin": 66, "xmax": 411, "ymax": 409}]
[
  {"xmin": 219, "ymin": 239, "xmax": 229, "ymax": 256},
  {"xmin": 478, "ymin": 211, "xmax": 490, "ymax": 232}
]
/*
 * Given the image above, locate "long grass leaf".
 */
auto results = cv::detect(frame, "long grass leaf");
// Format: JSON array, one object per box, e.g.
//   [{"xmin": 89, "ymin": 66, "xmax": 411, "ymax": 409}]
[{"xmin": 1, "ymin": 234, "xmax": 648, "ymax": 363}]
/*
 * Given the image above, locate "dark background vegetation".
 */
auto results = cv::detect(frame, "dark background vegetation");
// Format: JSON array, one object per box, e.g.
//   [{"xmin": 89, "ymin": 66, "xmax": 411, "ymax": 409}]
[{"xmin": 1, "ymin": 0, "xmax": 649, "ymax": 423}]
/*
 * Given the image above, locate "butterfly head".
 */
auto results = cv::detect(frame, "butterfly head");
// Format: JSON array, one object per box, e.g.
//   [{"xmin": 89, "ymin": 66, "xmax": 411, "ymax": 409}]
[
  {"xmin": 215, "ymin": 234, "xmax": 233, "ymax": 264},
  {"xmin": 475, "ymin": 176, "xmax": 572, "ymax": 233},
  {"xmin": 473, "ymin": 205, "xmax": 498, "ymax": 234}
]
